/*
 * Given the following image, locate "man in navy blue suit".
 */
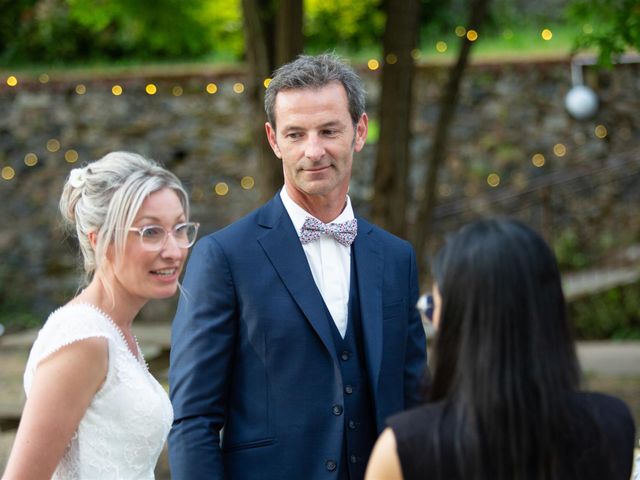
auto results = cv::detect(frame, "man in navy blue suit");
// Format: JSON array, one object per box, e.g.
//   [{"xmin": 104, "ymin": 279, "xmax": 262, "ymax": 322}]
[{"xmin": 168, "ymin": 53, "xmax": 427, "ymax": 480}]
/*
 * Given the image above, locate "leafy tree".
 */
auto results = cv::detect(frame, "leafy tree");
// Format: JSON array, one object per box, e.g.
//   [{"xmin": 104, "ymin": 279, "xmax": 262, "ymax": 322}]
[{"xmin": 568, "ymin": 0, "xmax": 640, "ymax": 65}]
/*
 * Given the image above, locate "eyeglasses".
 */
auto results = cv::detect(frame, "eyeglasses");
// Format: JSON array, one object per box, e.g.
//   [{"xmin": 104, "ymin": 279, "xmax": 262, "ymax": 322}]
[{"xmin": 128, "ymin": 222, "xmax": 200, "ymax": 251}]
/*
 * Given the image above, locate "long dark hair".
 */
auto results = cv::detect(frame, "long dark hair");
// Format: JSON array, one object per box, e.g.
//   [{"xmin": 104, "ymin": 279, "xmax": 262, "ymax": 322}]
[{"xmin": 429, "ymin": 218, "xmax": 581, "ymax": 479}]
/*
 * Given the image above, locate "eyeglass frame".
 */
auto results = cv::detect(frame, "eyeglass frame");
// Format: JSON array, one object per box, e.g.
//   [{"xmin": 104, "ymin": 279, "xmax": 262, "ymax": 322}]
[{"xmin": 128, "ymin": 222, "xmax": 200, "ymax": 251}]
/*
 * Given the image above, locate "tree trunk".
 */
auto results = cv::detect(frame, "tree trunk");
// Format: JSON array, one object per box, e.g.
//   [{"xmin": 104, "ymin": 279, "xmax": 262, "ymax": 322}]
[
  {"xmin": 370, "ymin": 0, "xmax": 421, "ymax": 238},
  {"xmin": 242, "ymin": 0, "xmax": 303, "ymax": 202},
  {"xmin": 412, "ymin": 0, "xmax": 492, "ymax": 275}
]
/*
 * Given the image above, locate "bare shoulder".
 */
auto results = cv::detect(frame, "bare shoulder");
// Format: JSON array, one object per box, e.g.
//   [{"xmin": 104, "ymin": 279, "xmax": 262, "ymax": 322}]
[{"xmin": 365, "ymin": 428, "xmax": 404, "ymax": 480}]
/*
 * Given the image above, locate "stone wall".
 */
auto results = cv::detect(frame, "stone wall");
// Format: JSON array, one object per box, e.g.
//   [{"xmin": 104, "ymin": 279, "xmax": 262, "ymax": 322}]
[{"xmin": 1, "ymin": 58, "xmax": 639, "ymax": 325}]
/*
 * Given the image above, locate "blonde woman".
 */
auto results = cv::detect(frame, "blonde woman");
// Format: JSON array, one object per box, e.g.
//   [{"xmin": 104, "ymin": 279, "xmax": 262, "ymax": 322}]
[{"xmin": 2, "ymin": 152, "xmax": 198, "ymax": 479}]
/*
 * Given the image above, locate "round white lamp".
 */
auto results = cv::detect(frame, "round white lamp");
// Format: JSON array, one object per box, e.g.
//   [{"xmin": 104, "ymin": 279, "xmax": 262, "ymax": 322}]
[{"xmin": 565, "ymin": 84, "xmax": 599, "ymax": 120}]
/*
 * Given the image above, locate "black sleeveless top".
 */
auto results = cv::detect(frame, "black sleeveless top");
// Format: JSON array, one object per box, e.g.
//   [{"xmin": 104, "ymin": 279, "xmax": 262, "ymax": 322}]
[{"xmin": 387, "ymin": 391, "xmax": 635, "ymax": 480}]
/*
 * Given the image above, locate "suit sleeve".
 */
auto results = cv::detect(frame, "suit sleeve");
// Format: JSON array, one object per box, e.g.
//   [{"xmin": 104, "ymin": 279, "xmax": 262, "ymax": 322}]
[
  {"xmin": 168, "ymin": 236, "xmax": 236, "ymax": 480},
  {"xmin": 404, "ymin": 245, "xmax": 428, "ymax": 408}
]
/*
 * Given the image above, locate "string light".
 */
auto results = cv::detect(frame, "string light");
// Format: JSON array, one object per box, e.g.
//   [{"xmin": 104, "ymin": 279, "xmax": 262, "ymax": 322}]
[
  {"xmin": 24, "ymin": 153, "xmax": 38, "ymax": 167},
  {"xmin": 532, "ymin": 153, "xmax": 545, "ymax": 167},
  {"xmin": 553, "ymin": 143, "xmax": 567, "ymax": 157},
  {"xmin": 46, "ymin": 139, "xmax": 61, "ymax": 153},
  {"xmin": 1, "ymin": 166, "xmax": 15, "ymax": 180},
  {"xmin": 487, "ymin": 173, "xmax": 500, "ymax": 187},
  {"xmin": 6, "ymin": 76, "xmax": 18, "ymax": 87},
  {"xmin": 112, "ymin": 85, "xmax": 123, "ymax": 96},
  {"xmin": 240, "ymin": 176, "xmax": 255, "ymax": 190},
  {"xmin": 214, "ymin": 182, "xmax": 229, "ymax": 196},
  {"xmin": 594, "ymin": 124, "xmax": 608, "ymax": 138},
  {"xmin": 206, "ymin": 83, "xmax": 218, "ymax": 94},
  {"xmin": 65, "ymin": 150, "xmax": 79, "ymax": 163},
  {"xmin": 541, "ymin": 28, "xmax": 553, "ymax": 41},
  {"xmin": 367, "ymin": 59, "xmax": 380, "ymax": 70},
  {"xmin": 233, "ymin": 83, "xmax": 245, "ymax": 94},
  {"xmin": 75, "ymin": 84, "xmax": 86, "ymax": 95},
  {"xmin": 145, "ymin": 83, "xmax": 157, "ymax": 95},
  {"xmin": 466, "ymin": 30, "xmax": 479, "ymax": 42}
]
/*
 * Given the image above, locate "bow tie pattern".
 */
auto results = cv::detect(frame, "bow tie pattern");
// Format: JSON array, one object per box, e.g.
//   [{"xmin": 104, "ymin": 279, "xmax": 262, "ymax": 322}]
[{"xmin": 300, "ymin": 217, "xmax": 358, "ymax": 247}]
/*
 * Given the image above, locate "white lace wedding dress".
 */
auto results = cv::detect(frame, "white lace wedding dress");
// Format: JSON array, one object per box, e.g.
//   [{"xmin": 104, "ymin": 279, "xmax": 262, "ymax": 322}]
[{"xmin": 24, "ymin": 303, "xmax": 173, "ymax": 479}]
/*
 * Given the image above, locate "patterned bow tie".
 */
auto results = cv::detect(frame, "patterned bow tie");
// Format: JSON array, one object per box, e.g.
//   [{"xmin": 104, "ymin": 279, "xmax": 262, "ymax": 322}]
[{"xmin": 300, "ymin": 217, "xmax": 358, "ymax": 247}]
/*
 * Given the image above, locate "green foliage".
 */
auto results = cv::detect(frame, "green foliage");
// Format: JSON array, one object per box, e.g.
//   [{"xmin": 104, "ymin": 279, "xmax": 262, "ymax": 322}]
[
  {"xmin": 567, "ymin": 0, "xmax": 640, "ymax": 66},
  {"xmin": 569, "ymin": 280, "xmax": 640, "ymax": 339},
  {"xmin": 0, "ymin": 0, "xmax": 224, "ymax": 64},
  {"xmin": 554, "ymin": 228, "xmax": 589, "ymax": 270},
  {"xmin": 304, "ymin": 0, "xmax": 385, "ymax": 52}
]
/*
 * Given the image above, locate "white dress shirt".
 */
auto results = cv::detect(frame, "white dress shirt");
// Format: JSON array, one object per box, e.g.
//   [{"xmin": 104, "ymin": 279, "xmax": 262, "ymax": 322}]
[{"xmin": 280, "ymin": 188, "xmax": 353, "ymax": 337}]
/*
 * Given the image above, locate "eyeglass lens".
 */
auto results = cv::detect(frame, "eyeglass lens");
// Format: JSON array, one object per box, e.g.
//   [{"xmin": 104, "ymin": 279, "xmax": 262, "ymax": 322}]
[{"xmin": 140, "ymin": 224, "xmax": 198, "ymax": 249}]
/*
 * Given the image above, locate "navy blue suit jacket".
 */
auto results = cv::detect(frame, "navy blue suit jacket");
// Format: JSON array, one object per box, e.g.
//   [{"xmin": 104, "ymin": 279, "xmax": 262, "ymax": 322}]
[{"xmin": 168, "ymin": 194, "xmax": 427, "ymax": 479}]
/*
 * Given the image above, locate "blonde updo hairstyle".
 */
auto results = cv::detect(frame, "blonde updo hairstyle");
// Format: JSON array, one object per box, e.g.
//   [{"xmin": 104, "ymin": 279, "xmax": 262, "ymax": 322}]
[{"xmin": 59, "ymin": 151, "xmax": 190, "ymax": 289}]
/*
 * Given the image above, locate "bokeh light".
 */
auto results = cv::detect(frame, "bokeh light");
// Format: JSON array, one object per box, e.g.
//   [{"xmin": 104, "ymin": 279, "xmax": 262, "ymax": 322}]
[
  {"xmin": 146, "ymin": 83, "xmax": 157, "ymax": 95},
  {"xmin": 215, "ymin": 182, "xmax": 229, "ymax": 196},
  {"xmin": 172, "ymin": 86, "xmax": 183, "ymax": 96},
  {"xmin": 46, "ymin": 139, "xmax": 61, "ymax": 152},
  {"xmin": 595, "ymin": 124, "xmax": 608, "ymax": 138},
  {"xmin": 436, "ymin": 41, "xmax": 448, "ymax": 53},
  {"xmin": 466, "ymin": 30, "xmax": 479, "ymax": 41},
  {"xmin": 367, "ymin": 59, "xmax": 380, "ymax": 70},
  {"xmin": 38, "ymin": 74, "xmax": 50, "ymax": 84},
  {"xmin": 75, "ymin": 84, "xmax": 86, "ymax": 95},
  {"xmin": 112, "ymin": 85, "xmax": 123, "ymax": 96},
  {"xmin": 24, "ymin": 153, "xmax": 38, "ymax": 167},
  {"xmin": 65, "ymin": 150, "xmax": 79, "ymax": 163},
  {"xmin": 410, "ymin": 49, "xmax": 421, "ymax": 60},
  {"xmin": 1, "ymin": 166, "xmax": 15, "ymax": 180},
  {"xmin": 206, "ymin": 83, "xmax": 218, "ymax": 94},
  {"xmin": 264, "ymin": 78, "xmax": 272, "ymax": 88},
  {"xmin": 6, "ymin": 76, "xmax": 18, "ymax": 87},
  {"xmin": 455, "ymin": 26, "xmax": 466, "ymax": 37},
  {"xmin": 532, "ymin": 153, "xmax": 545, "ymax": 167},
  {"xmin": 541, "ymin": 29, "xmax": 553, "ymax": 41},
  {"xmin": 487, "ymin": 173, "xmax": 500, "ymax": 187},
  {"xmin": 502, "ymin": 29, "xmax": 514, "ymax": 40},
  {"xmin": 240, "ymin": 176, "xmax": 255, "ymax": 190},
  {"xmin": 233, "ymin": 83, "xmax": 245, "ymax": 94},
  {"xmin": 386, "ymin": 53, "xmax": 397, "ymax": 65},
  {"xmin": 553, "ymin": 143, "xmax": 567, "ymax": 157}
]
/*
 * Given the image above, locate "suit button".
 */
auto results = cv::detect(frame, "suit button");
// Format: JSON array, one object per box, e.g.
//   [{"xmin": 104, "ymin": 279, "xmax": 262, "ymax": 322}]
[
  {"xmin": 332, "ymin": 405, "xmax": 343, "ymax": 416},
  {"xmin": 348, "ymin": 420, "xmax": 357, "ymax": 430},
  {"xmin": 326, "ymin": 460, "xmax": 337, "ymax": 471},
  {"xmin": 341, "ymin": 351, "xmax": 350, "ymax": 361},
  {"xmin": 344, "ymin": 385, "xmax": 353, "ymax": 395},
  {"xmin": 350, "ymin": 454, "xmax": 358, "ymax": 464}
]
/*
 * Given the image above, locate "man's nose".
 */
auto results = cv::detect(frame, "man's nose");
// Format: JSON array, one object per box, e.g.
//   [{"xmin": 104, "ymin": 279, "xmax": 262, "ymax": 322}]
[{"xmin": 304, "ymin": 134, "xmax": 325, "ymax": 160}]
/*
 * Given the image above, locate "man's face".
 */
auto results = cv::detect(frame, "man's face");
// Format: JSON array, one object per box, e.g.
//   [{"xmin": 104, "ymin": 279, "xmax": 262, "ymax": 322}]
[{"xmin": 266, "ymin": 82, "xmax": 367, "ymax": 202}]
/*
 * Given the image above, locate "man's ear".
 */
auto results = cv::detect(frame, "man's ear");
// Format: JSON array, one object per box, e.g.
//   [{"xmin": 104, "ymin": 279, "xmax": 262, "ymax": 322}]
[
  {"xmin": 354, "ymin": 113, "xmax": 368, "ymax": 153},
  {"xmin": 265, "ymin": 122, "xmax": 282, "ymax": 158}
]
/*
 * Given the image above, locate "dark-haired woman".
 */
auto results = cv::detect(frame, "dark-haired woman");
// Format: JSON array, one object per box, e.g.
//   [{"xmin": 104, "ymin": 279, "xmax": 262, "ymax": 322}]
[{"xmin": 366, "ymin": 218, "xmax": 635, "ymax": 480}]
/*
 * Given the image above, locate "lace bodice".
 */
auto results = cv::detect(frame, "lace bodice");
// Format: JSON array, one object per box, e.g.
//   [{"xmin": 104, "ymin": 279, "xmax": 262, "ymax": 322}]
[{"xmin": 24, "ymin": 304, "xmax": 173, "ymax": 479}]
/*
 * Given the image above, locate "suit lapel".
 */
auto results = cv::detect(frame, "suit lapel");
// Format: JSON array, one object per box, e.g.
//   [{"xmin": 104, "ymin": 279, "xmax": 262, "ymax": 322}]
[
  {"xmin": 353, "ymin": 217, "xmax": 384, "ymax": 391},
  {"xmin": 257, "ymin": 195, "xmax": 338, "ymax": 362}
]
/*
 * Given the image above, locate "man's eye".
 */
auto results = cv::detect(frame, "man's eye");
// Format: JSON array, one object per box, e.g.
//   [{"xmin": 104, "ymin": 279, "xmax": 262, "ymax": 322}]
[{"xmin": 287, "ymin": 132, "xmax": 302, "ymax": 139}]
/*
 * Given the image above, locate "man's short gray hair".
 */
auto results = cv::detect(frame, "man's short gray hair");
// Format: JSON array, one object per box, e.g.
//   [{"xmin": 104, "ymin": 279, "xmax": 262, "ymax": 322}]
[{"xmin": 264, "ymin": 53, "xmax": 366, "ymax": 129}]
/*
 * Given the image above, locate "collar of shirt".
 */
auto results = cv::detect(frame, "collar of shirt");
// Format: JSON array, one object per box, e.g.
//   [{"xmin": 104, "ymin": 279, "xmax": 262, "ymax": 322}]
[{"xmin": 279, "ymin": 187, "xmax": 355, "ymax": 241}]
